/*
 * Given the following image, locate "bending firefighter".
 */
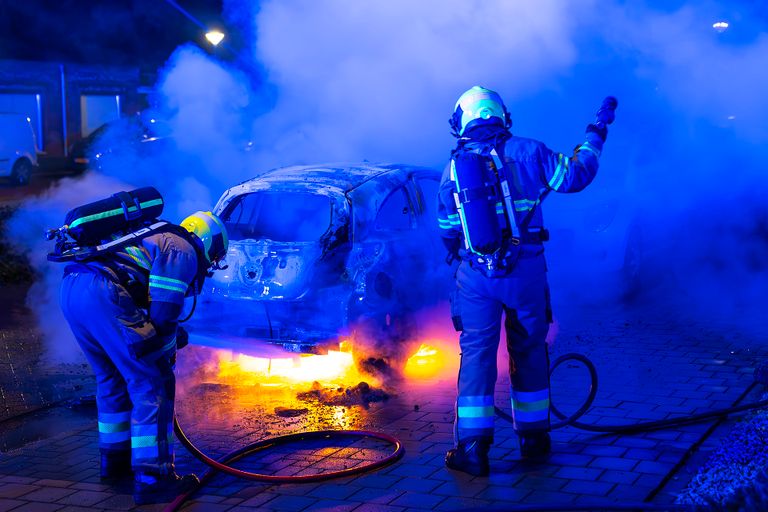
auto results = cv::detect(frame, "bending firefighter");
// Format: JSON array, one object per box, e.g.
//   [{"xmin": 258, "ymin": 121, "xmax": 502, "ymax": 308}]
[
  {"xmin": 56, "ymin": 200, "xmax": 228, "ymax": 504},
  {"xmin": 437, "ymin": 86, "xmax": 617, "ymax": 476}
]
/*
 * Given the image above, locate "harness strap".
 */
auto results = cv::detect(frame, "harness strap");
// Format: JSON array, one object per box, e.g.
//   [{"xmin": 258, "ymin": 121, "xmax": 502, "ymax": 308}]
[
  {"xmin": 489, "ymin": 147, "xmax": 521, "ymax": 239},
  {"xmin": 95, "ymin": 221, "xmax": 169, "ymax": 253}
]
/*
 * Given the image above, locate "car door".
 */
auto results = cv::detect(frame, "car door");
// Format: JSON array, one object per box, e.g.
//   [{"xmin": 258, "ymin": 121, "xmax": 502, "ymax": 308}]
[
  {"xmin": 409, "ymin": 170, "xmax": 454, "ymax": 302},
  {"xmin": 369, "ymin": 184, "xmax": 417, "ymax": 309}
]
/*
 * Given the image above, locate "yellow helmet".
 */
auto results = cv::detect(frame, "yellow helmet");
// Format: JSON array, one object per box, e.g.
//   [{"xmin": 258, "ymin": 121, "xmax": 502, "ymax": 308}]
[{"xmin": 180, "ymin": 211, "xmax": 228, "ymax": 266}]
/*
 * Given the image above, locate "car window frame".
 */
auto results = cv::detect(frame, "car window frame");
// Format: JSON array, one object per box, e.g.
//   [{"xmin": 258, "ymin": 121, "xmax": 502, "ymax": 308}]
[
  {"xmin": 373, "ymin": 184, "xmax": 417, "ymax": 233},
  {"xmin": 409, "ymin": 171, "xmax": 440, "ymax": 219}
]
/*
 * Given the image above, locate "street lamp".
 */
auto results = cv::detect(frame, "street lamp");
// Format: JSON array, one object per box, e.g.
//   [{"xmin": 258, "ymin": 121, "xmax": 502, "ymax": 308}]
[{"xmin": 205, "ymin": 30, "xmax": 225, "ymax": 47}]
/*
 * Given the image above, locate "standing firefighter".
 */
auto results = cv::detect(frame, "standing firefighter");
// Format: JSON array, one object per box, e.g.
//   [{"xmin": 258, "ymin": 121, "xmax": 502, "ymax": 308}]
[
  {"xmin": 438, "ymin": 86, "xmax": 616, "ymax": 476},
  {"xmin": 51, "ymin": 190, "xmax": 228, "ymax": 504}
]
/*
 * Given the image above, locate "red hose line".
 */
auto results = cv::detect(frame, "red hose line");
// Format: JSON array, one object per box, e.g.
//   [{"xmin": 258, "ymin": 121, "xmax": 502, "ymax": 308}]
[{"xmin": 164, "ymin": 416, "xmax": 405, "ymax": 511}]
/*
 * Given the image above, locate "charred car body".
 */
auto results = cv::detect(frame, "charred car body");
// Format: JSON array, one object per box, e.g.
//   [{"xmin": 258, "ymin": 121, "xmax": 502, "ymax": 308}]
[{"xmin": 186, "ymin": 163, "xmax": 451, "ymax": 353}]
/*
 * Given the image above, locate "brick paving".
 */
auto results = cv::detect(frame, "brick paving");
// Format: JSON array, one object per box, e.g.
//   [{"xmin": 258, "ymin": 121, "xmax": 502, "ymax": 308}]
[{"xmin": 1, "ymin": 288, "xmax": 766, "ymax": 511}]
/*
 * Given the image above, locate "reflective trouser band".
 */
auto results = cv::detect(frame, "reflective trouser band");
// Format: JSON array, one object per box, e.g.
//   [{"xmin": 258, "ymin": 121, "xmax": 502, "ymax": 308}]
[
  {"xmin": 131, "ymin": 422, "xmax": 173, "ymax": 463},
  {"xmin": 457, "ymin": 395, "xmax": 495, "ymax": 435},
  {"xmin": 511, "ymin": 389, "xmax": 550, "ymax": 431},
  {"xmin": 98, "ymin": 411, "xmax": 130, "ymax": 448}
]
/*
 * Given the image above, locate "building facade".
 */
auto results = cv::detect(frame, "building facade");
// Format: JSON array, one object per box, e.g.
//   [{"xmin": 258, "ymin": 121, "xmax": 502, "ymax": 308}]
[{"xmin": 0, "ymin": 59, "xmax": 145, "ymax": 157}]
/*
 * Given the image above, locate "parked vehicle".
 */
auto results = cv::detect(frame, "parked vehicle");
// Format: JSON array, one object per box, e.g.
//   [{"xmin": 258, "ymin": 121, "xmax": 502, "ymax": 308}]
[
  {"xmin": 67, "ymin": 114, "xmax": 171, "ymax": 173},
  {"xmin": 0, "ymin": 113, "xmax": 39, "ymax": 186},
  {"xmin": 186, "ymin": 163, "xmax": 453, "ymax": 354}
]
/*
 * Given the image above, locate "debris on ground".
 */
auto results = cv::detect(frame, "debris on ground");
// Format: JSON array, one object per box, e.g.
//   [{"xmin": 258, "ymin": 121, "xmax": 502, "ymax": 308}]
[
  {"xmin": 274, "ymin": 406, "xmax": 308, "ymax": 417},
  {"xmin": 358, "ymin": 356, "xmax": 398, "ymax": 380},
  {"xmin": 297, "ymin": 381, "xmax": 390, "ymax": 408}
]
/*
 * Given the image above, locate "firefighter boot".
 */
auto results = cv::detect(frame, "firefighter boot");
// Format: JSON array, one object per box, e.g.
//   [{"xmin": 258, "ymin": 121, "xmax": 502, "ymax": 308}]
[
  {"xmin": 133, "ymin": 471, "xmax": 200, "ymax": 505},
  {"xmin": 445, "ymin": 437, "xmax": 491, "ymax": 477},
  {"xmin": 519, "ymin": 431, "xmax": 551, "ymax": 461},
  {"xmin": 100, "ymin": 450, "xmax": 132, "ymax": 482}
]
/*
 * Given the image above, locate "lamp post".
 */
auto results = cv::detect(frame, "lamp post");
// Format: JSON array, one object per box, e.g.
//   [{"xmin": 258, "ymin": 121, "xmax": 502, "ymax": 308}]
[
  {"xmin": 205, "ymin": 30, "xmax": 225, "ymax": 47},
  {"xmin": 162, "ymin": 0, "xmax": 232, "ymax": 52}
]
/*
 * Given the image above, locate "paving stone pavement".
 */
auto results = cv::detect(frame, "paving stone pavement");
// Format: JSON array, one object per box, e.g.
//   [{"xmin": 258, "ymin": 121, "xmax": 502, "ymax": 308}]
[{"xmin": 1, "ymin": 287, "xmax": 766, "ymax": 511}]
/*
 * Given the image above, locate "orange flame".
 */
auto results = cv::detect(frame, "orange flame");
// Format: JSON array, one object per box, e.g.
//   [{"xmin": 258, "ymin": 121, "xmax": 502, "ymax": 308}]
[
  {"xmin": 214, "ymin": 341, "xmax": 370, "ymax": 387},
  {"xmin": 404, "ymin": 342, "xmax": 447, "ymax": 380}
]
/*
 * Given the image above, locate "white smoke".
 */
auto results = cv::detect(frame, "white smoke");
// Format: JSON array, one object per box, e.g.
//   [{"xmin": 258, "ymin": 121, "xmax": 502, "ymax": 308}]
[
  {"xmin": 247, "ymin": 0, "xmax": 585, "ymax": 168},
  {"xmin": 6, "ymin": 0, "xmax": 768, "ymax": 363}
]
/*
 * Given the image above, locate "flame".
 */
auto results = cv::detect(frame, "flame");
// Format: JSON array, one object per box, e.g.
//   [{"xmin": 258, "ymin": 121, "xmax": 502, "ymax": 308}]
[
  {"xmin": 214, "ymin": 340, "xmax": 366, "ymax": 387},
  {"xmin": 404, "ymin": 342, "xmax": 447, "ymax": 379}
]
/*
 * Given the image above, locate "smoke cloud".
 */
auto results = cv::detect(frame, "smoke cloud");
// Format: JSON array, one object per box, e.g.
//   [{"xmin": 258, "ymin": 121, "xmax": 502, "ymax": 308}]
[{"xmin": 7, "ymin": 0, "xmax": 767, "ymax": 364}]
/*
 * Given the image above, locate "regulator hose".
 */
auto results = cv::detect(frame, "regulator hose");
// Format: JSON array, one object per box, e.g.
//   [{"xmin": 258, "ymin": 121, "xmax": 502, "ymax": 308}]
[
  {"xmin": 494, "ymin": 352, "xmax": 768, "ymax": 433},
  {"xmin": 165, "ymin": 418, "xmax": 404, "ymax": 512}
]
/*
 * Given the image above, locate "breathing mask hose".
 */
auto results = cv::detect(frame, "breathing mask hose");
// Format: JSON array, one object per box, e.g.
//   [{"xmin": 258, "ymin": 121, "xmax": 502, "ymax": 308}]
[{"xmin": 494, "ymin": 353, "xmax": 768, "ymax": 433}]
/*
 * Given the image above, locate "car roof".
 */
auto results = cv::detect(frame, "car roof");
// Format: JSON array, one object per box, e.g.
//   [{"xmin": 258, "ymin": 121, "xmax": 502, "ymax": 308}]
[{"xmin": 236, "ymin": 162, "xmax": 433, "ymax": 194}]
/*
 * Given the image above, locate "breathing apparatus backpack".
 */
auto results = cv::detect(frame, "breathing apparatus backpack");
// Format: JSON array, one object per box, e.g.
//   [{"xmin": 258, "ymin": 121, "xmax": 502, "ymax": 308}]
[
  {"xmin": 45, "ymin": 186, "xmax": 169, "ymax": 262},
  {"xmin": 450, "ymin": 141, "xmax": 526, "ymax": 257}
]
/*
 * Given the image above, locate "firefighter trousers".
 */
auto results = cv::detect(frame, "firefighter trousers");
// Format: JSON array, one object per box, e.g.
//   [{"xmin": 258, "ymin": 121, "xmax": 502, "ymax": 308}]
[
  {"xmin": 60, "ymin": 270, "xmax": 177, "ymax": 476},
  {"xmin": 452, "ymin": 257, "xmax": 552, "ymax": 443}
]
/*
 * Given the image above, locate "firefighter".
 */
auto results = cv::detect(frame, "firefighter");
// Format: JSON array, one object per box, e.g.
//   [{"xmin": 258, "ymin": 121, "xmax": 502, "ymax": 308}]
[
  {"xmin": 59, "ymin": 211, "xmax": 228, "ymax": 504},
  {"xmin": 438, "ymin": 86, "xmax": 615, "ymax": 476}
]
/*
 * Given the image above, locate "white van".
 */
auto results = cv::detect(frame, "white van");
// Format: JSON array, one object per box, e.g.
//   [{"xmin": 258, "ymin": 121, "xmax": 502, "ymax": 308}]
[{"xmin": 0, "ymin": 113, "xmax": 39, "ymax": 186}]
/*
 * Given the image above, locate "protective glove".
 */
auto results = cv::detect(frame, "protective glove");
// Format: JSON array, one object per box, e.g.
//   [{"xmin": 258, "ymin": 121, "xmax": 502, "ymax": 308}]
[
  {"xmin": 586, "ymin": 123, "xmax": 608, "ymax": 143},
  {"xmin": 176, "ymin": 326, "xmax": 189, "ymax": 350},
  {"xmin": 587, "ymin": 96, "xmax": 618, "ymax": 143},
  {"xmin": 595, "ymin": 96, "xmax": 618, "ymax": 127}
]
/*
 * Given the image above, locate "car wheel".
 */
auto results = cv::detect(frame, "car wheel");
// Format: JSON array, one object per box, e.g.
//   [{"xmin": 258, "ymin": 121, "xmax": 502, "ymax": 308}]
[
  {"xmin": 621, "ymin": 226, "xmax": 644, "ymax": 299},
  {"xmin": 11, "ymin": 159, "xmax": 33, "ymax": 186}
]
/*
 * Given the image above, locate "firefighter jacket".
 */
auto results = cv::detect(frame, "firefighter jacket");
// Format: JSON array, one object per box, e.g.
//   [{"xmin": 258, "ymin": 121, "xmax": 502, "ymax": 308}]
[{"xmin": 78, "ymin": 230, "xmax": 200, "ymax": 355}]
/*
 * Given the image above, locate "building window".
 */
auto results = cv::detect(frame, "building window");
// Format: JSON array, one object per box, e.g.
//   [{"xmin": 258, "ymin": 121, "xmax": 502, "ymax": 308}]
[{"xmin": 80, "ymin": 95, "xmax": 121, "ymax": 137}]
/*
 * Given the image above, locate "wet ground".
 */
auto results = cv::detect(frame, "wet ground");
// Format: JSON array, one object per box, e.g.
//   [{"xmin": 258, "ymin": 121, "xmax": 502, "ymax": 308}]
[
  {"xmin": 2, "ymin": 276, "xmax": 766, "ymax": 511},
  {"xmin": 1, "ymin": 178, "xmax": 768, "ymax": 512}
]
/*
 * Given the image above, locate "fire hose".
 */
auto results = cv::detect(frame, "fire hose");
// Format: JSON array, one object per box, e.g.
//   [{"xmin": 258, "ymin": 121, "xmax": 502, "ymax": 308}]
[
  {"xmin": 161, "ymin": 352, "xmax": 768, "ymax": 512},
  {"xmin": 494, "ymin": 353, "xmax": 768, "ymax": 433},
  {"xmin": 164, "ymin": 420, "xmax": 404, "ymax": 512},
  {"xmin": 1, "ymin": 350, "xmax": 764, "ymax": 512},
  {"xmin": 484, "ymin": 353, "xmax": 768, "ymax": 512}
]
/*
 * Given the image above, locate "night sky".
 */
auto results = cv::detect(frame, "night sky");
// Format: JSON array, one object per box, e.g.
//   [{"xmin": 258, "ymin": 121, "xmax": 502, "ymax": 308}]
[{"xmin": 0, "ymin": 0, "xmax": 226, "ymax": 68}]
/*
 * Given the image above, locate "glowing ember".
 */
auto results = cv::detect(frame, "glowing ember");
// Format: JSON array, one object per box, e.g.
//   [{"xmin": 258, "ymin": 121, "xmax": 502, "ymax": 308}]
[
  {"xmin": 404, "ymin": 343, "xmax": 446, "ymax": 379},
  {"xmin": 215, "ymin": 345, "xmax": 365, "ymax": 387}
]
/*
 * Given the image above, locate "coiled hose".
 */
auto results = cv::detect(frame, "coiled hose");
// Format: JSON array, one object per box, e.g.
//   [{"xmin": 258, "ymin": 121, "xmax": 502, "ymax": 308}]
[
  {"xmin": 494, "ymin": 353, "xmax": 768, "ymax": 433},
  {"xmin": 165, "ymin": 421, "xmax": 404, "ymax": 512}
]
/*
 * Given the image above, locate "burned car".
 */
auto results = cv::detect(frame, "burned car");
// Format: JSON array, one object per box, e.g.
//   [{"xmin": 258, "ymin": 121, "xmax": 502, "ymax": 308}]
[{"xmin": 186, "ymin": 163, "xmax": 452, "ymax": 353}]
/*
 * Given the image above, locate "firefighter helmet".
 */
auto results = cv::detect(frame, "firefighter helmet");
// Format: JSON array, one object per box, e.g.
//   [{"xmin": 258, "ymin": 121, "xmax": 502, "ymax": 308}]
[
  {"xmin": 180, "ymin": 211, "xmax": 228, "ymax": 266},
  {"xmin": 450, "ymin": 86, "xmax": 511, "ymax": 137}
]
